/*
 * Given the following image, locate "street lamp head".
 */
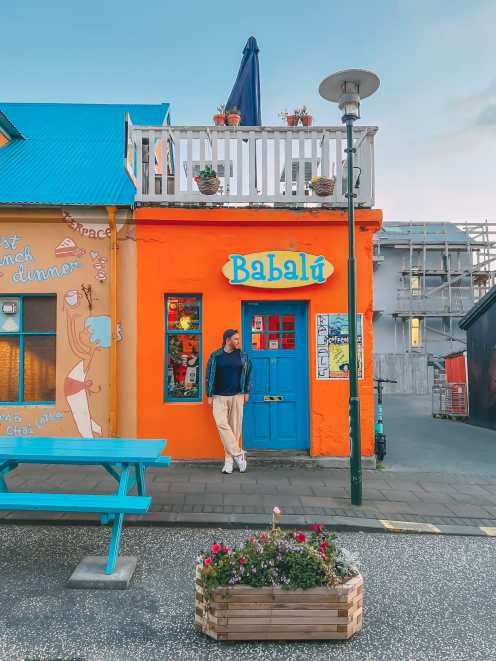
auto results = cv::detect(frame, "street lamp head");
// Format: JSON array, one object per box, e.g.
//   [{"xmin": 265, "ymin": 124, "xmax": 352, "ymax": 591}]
[{"xmin": 319, "ymin": 69, "xmax": 380, "ymax": 122}]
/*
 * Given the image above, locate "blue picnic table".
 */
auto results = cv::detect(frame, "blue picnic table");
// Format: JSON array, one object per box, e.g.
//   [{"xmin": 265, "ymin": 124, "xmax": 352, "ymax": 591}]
[{"xmin": 0, "ymin": 437, "xmax": 170, "ymax": 574}]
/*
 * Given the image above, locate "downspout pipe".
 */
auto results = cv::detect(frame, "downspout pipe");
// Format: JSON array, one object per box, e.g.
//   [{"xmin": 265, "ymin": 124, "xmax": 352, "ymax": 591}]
[{"xmin": 107, "ymin": 206, "xmax": 118, "ymax": 437}]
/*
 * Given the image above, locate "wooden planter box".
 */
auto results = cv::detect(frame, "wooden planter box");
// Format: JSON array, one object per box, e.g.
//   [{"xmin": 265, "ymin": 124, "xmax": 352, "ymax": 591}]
[{"xmin": 194, "ymin": 573, "xmax": 363, "ymax": 641}]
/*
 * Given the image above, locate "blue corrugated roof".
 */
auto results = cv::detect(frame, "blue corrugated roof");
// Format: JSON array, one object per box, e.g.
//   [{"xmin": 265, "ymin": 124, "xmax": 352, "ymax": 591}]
[
  {"xmin": 0, "ymin": 102, "xmax": 169, "ymax": 205},
  {"xmin": 376, "ymin": 222, "xmax": 473, "ymax": 244}
]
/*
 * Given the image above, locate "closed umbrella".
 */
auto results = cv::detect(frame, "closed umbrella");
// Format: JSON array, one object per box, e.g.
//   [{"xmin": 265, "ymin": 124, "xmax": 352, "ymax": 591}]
[{"xmin": 226, "ymin": 36, "xmax": 261, "ymax": 126}]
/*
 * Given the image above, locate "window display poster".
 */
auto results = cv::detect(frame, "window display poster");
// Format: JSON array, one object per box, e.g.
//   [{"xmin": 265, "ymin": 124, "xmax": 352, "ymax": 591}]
[{"xmin": 316, "ymin": 313, "xmax": 363, "ymax": 380}]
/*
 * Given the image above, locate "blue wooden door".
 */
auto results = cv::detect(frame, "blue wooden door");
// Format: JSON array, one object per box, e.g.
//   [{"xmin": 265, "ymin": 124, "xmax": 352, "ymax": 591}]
[{"xmin": 242, "ymin": 302, "xmax": 309, "ymax": 450}]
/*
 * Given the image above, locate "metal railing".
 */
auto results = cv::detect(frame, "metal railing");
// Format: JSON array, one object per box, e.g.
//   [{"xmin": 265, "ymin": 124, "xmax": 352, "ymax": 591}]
[
  {"xmin": 396, "ymin": 287, "xmax": 475, "ymax": 314},
  {"xmin": 125, "ymin": 120, "xmax": 377, "ymax": 207}
]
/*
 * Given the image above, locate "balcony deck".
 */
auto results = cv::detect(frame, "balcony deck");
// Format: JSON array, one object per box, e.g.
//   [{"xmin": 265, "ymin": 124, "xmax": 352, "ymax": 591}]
[{"xmin": 125, "ymin": 121, "xmax": 377, "ymax": 208}]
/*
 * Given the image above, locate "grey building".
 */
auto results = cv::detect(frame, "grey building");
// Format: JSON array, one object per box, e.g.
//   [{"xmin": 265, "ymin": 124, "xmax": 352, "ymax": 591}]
[{"xmin": 373, "ymin": 221, "xmax": 495, "ymax": 392}]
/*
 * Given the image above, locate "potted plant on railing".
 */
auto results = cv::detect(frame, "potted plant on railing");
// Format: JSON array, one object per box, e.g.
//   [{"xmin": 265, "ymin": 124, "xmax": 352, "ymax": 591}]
[
  {"xmin": 213, "ymin": 104, "xmax": 226, "ymax": 126},
  {"xmin": 195, "ymin": 509, "xmax": 363, "ymax": 641},
  {"xmin": 279, "ymin": 109, "xmax": 299, "ymax": 127},
  {"xmin": 299, "ymin": 105, "xmax": 313, "ymax": 127},
  {"xmin": 194, "ymin": 166, "xmax": 220, "ymax": 195},
  {"xmin": 225, "ymin": 107, "xmax": 241, "ymax": 126},
  {"xmin": 310, "ymin": 175, "xmax": 335, "ymax": 197}
]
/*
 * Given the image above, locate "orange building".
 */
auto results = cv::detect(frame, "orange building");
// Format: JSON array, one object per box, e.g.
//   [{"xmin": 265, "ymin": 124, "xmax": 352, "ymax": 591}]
[{"xmin": 136, "ymin": 206, "xmax": 382, "ymax": 461}]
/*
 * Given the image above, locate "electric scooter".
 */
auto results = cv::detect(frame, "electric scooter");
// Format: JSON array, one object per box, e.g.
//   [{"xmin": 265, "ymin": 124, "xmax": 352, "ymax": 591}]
[{"xmin": 374, "ymin": 378, "xmax": 397, "ymax": 462}]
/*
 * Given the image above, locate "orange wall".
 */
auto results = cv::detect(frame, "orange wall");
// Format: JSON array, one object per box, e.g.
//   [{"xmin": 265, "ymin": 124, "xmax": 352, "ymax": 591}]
[{"xmin": 136, "ymin": 207, "xmax": 382, "ymax": 459}]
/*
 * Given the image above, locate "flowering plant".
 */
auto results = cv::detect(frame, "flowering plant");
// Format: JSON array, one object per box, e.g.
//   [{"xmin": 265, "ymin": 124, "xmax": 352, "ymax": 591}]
[
  {"xmin": 194, "ymin": 165, "xmax": 217, "ymax": 183},
  {"xmin": 196, "ymin": 512, "xmax": 359, "ymax": 605}
]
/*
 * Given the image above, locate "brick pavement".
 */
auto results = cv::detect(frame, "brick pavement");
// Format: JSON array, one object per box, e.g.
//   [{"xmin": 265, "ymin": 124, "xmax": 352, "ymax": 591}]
[{"xmin": 2, "ymin": 461, "xmax": 496, "ymax": 533}]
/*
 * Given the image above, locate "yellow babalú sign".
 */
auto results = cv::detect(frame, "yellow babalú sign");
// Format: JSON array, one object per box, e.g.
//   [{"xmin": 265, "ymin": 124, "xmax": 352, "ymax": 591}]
[{"xmin": 222, "ymin": 251, "xmax": 334, "ymax": 289}]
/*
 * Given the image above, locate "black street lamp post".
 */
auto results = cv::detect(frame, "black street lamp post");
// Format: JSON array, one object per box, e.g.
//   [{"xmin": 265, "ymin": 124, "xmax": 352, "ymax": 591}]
[{"xmin": 319, "ymin": 70, "xmax": 380, "ymax": 506}]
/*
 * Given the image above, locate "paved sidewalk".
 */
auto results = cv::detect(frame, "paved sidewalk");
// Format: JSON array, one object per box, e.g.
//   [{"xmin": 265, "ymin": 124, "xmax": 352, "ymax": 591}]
[{"xmin": 3, "ymin": 460, "xmax": 496, "ymax": 535}]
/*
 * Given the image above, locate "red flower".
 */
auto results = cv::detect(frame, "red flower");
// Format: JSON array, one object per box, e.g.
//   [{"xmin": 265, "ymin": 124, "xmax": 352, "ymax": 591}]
[
  {"xmin": 309, "ymin": 523, "xmax": 323, "ymax": 533},
  {"xmin": 319, "ymin": 541, "xmax": 329, "ymax": 550},
  {"xmin": 194, "ymin": 175, "xmax": 200, "ymax": 182},
  {"xmin": 259, "ymin": 533, "xmax": 268, "ymax": 541},
  {"xmin": 295, "ymin": 533, "xmax": 306, "ymax": 543},
  {"xmin": 211, "ymin": 543, "xmax": 222, "ymax": 555},
  {"xmin": 203, "ymin": 557, "xmax": 212, "ymax": 566},
  {"xmin": 222, "ymin": 546, "xmax": 230, "ymax": 554},
  {"xmin": 239, "ymin": 557, "xmax": 247, "ymax": 565}
]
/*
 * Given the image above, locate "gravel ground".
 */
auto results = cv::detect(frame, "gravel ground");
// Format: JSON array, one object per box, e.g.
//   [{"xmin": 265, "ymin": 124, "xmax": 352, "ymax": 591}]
[{"xmin": 0, "ymin": 525, "xmax": 494, "ymax": 661}]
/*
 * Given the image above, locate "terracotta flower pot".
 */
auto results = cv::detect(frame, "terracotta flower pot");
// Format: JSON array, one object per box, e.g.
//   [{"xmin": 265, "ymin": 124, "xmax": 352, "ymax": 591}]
[
  {"xmin": 226, "ymin": 113, "xmax": 241, "ymax": 126},
  {"xmin": 287, "ymin": 115, "xmax": 298, "ymax": 127},
  {"xmin": 213, "ymin": 114, "xmax": 226, "ymax": 126},
  {"xmin": 301, "ymin": 115, "xmax": 313, "ymax": 127}
]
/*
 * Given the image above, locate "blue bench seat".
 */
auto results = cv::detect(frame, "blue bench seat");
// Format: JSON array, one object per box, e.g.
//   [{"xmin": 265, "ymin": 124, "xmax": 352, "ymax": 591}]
[{"xmin": 0, "ymin": 492, "xmax": 151, "ymax": 514}]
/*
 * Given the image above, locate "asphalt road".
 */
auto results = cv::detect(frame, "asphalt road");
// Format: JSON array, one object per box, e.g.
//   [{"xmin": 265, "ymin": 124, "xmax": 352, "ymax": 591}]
[
  {"xmin": 0, "ymin": 525, "xmax": 495, "ymax": 661},
  {"xmin": 381, "ymin": 394, "xmax": 496, "ymax": 474}
]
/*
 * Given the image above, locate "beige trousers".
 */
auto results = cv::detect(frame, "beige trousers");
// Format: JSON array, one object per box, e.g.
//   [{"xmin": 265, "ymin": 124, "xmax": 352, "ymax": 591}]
[{"xmin": 212, "ymin": 394, "xmax": 245, "ymax": 460}]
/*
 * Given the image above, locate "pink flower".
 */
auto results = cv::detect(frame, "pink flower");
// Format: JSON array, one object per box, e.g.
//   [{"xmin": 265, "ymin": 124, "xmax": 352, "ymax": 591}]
[
  {"xmin": 211, "ymin": 543, "xmax": 222, "ymax": 555},
  {"xmin": 239, "ymin": 557, "xmax": 247, "ymax": 565},
  {"xmin": 309, "ymin": 523, "xmax": 323, "ymax": 533},
  {"xmin": 295, "ymin": 533, "xmax": 306, "ymax": 543},
  {"xmin": 203, "ymin": 557, "xmax": 212, "ymax": 566},
  {"xmin": 222, "ymin": 546, "xmax": 230, "ymax": 554},
  {"xmin": 259, "ymin": 533, "xmax": 268, "ymax": 541},
  {"xmin": 272, "ymin": 506, "xmax": 281, "ymax": 515}
]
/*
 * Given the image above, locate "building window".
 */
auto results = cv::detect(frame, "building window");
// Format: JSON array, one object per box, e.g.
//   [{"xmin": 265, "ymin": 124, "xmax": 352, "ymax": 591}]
[
  {"xmin": 165, "ymin": 295, "xmax": 201, "ymax": 401},
  {"xmin": 410, "ymin": 275, "xmax": 421, "ymax": 296},
  {"xmin": 251, "ymin": 314, "xmax": 295, "ymax": 351},
  {"xmin": 0, "ymin": 295, "xmax": 56, "ymax": 404},
  {"xmin": 410, "ymin": 317, "xmax": 422, "ymax": 348}
]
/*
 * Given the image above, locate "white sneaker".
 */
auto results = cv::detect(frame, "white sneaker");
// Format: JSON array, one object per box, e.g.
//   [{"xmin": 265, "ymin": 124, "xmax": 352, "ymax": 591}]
[
  {"xmin": 222, "ymin": 458, "xmax": 233, "ymax": 474},
  {"xmin": 233, "ymin": 451, "xmax": 247, "ymax": 473}
]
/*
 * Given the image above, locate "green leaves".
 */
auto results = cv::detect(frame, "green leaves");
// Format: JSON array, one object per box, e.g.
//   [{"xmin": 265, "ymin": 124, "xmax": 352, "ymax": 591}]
[{"xmin": 197, "ymin": 525, "xmax": 356, "ymax": 606}]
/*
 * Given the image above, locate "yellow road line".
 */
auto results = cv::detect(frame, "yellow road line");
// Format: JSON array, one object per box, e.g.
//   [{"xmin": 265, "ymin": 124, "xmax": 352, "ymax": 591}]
[
  {"xmin": 480, "ymin": 527, "xmax": 496, "ymax": 536},
  {"xmin": 380, "ymin": 519, "xmax": 441, "ymax": 534}
]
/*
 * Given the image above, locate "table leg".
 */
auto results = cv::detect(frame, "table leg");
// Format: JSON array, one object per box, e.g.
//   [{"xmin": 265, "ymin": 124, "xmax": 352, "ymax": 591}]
[
  {"xmin": 0, "ymin": 461, "xmax": 17, "ymax": 492},
  {"xmin": 135, "ymin": 463, "xmax": 147, "ymax": 497},
  {"xmin": 105, "ymin": 463, "xmax": 130, "ymax": 575}
]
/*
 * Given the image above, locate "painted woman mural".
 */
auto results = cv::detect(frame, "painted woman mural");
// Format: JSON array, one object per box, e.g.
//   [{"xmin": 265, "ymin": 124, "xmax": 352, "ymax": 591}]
[{"xmin": 63, "ymin": 290, "xmax": 111, "ymax": 437}]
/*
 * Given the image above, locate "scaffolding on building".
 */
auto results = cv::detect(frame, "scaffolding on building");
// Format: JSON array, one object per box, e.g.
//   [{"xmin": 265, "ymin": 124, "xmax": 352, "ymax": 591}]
[{"xmin": 374, "ymin": 220, "xmax": 496, "ymax": 357}]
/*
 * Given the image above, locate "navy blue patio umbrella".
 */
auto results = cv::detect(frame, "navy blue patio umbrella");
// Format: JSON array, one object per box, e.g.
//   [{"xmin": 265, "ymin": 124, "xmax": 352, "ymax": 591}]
[{"xmin": 226, "ymin": 37, "xmax": 261, "ymax": 126}]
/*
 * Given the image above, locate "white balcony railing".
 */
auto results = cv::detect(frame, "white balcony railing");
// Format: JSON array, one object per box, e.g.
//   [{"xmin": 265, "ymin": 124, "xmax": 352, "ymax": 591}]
[{"xmin": 125, "ymin": 120, "xmax": 377, "ymax": 207}]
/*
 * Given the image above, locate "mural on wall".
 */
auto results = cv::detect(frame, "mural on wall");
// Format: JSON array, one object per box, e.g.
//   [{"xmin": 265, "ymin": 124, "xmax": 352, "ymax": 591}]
[
  {"xmin": 63, "ymin": 211, "xmax": 124, "ymax": 239},
  {"xmin": 64, "ymin": 290, "xmax": 113, "ymax": 438},
  {"xmin": 0, "ymin": 233, "xmax": 82, "ymax": 283},
  {"xmin": 0, "ymin": 411, "xmax": 64, "ymax": 437},
  {"xmin": 55, "ymin": 237, "xmax": 86, "ymax": 258},
  {"xmin": 316, "ymin": 313, "xmax": 364, "ymax": 380},
  {"xmin": 89, "ymin": 250, "xmax": 107, "ymax": 282}
]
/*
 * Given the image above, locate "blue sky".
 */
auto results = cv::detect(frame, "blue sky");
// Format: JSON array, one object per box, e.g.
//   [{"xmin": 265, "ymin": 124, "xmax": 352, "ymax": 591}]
[{"xmin": 1, "ymin": 0, "xmax": 495, "ymax": 220}]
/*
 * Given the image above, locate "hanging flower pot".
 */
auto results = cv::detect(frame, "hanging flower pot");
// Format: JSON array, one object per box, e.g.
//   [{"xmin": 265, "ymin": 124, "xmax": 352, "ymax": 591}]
[
  {"xmin": 195, "ymin": 167, "xmax": 220, "ymax": 195},
  {"xmin": 310, "ymin": 176, "xmax": 335, "ymax": 197}
]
